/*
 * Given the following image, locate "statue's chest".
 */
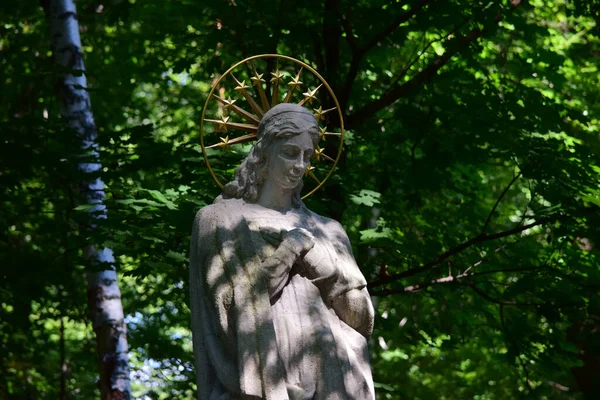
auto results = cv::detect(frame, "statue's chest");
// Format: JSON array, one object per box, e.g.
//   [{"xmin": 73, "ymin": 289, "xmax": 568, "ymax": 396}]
[
  {"xmin": 242, "ymin": 209, "xmax": 340, "ymax": 270},
  {"xmin": 242, "ymin": 208, "xmax": 327, "ymax": 262},
  {"xmin": 243, "ymin": 209, "xmax": 308, "ymax": 232}
]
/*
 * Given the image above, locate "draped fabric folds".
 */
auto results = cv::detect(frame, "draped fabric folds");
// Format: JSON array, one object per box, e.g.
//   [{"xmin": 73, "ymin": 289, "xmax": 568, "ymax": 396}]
[{"xmin": 190, "ymin": 198, "xmax": 375, "ymax": 400}]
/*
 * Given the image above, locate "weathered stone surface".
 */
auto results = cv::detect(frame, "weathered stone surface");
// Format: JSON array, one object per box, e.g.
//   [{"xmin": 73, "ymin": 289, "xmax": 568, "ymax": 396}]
[{"xmin": 190, "ymin": 104, "xmax": 375, "ymax": 399}]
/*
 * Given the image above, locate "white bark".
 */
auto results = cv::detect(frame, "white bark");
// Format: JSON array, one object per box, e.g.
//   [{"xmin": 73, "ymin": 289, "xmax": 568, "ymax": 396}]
[
  {"xmin": 87, "ymin": 271, "xmax": 131, "ymax": 396},
  {"xmin": 46, "ymin": 0, "xmax": 131, "ymax": 398}
]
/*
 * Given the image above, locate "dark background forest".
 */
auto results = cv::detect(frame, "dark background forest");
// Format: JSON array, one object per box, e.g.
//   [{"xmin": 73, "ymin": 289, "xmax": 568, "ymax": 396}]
[{"xmin": 1, "ymin": 0, "xmax": 600, "ymax": 399}]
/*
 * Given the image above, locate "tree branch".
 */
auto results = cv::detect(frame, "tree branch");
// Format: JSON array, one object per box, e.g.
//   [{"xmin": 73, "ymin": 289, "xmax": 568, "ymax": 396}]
[
  {"xmin": 500, "ymin": 303, "xmax": 535, "ymax": 391},
  {"xmin": 368, "ymin": 218, "xmax": 548, "ymax": 288},
  {"xmin": 268, "ymin": 0, "xmax": 285, "ymax": 55},
  {"xmin": 230, "ymin": 6, "xmax": 248, "ymax": 60},
  {"xmin": 384, "ymin": 36, "xmax": 437, "ymax": 94},
  {"xmin": 464, "ymin": 281, "xmax": 582, "ymax": 309},
  {"xmin": 323, "ymin": 0, "xmax": 342, "ymax": 79},
  {"xmin": 380, "ymin": 17, "xmax": 470, "ymax": 99},
  {"xmin": 340, "ymin": 13, "xmax": 358, "ymax": 53},
  {"xmin": 370, "ymin": 265, "xmax": 547, "ymax": 296},
  {"xmin": 481, "ymin": 172, "xmax": 521, "ymax": 234},
  {"xmin": 465, "ymin": 282, "xmax": 543, "ymax": 306},
  {"xmin": 363, "ymin": 0, "xmax": 433, "ymax": 54},
  {"xmin": 347, "ymin": 28, "xmax": 484, "ymax": 127},
  {"xmin": 340, "ymin": 54, "xmax": 361, "ymax": 111},
  {"xmin": 313, "ymin": 31, "xmax": 326, "ymax": 74},
  {"xmin": 347, "ymin": 3, "xmax": 520, "ymax": 128},
  {"xmin": 339, "ymin": 0, "xmax": 433, "ymax": 111}
]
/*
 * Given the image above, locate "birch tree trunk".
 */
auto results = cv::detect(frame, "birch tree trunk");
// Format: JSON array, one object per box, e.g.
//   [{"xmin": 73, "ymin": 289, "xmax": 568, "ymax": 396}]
[{"xmin": 43, "ymin": 1, "xmax": 132, "ymax": 398}]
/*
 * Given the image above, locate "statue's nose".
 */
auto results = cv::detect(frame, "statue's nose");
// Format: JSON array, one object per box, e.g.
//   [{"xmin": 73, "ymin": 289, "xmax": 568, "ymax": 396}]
[{"xmin": 292, "ymin": 158, "xmax": 304, "ymax": 172}]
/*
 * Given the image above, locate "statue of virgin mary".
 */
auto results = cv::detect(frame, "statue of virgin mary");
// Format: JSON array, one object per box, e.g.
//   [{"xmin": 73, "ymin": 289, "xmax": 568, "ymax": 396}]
[{"xmin": 189, "ymin": 103, "xmax": 375, "ymax": 400}]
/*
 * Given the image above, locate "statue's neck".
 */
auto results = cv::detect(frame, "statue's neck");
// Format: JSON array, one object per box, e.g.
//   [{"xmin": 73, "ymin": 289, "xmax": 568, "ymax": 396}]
[{"xmin": 257, "ymin": 180, "xmax": 294, "ymax": 211}]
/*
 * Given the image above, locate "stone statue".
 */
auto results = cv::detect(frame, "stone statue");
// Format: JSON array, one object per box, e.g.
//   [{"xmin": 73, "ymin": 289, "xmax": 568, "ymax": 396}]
[{"xmin": 189, "ymin": 103, "xmax": 375, "ymax": 399}]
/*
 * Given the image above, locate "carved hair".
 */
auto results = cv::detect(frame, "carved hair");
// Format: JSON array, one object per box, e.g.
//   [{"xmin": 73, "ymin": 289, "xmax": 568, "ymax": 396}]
[{"xmin": 223, "ymin": 103, "xmax": 319, "ymax": 207}]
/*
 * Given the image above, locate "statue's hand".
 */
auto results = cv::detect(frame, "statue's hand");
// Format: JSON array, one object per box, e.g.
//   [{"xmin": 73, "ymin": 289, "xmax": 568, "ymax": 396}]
[
  {"xmin": 259, "ymin": 228, "xmax": 315, "ymax": 299},
  {"xmin": 282, "ymin": 228, "xmax": 315, "ymax": 256},
  {"xmin": 259, "ymin": 226, "xmax": 286, "ymax": 248}
]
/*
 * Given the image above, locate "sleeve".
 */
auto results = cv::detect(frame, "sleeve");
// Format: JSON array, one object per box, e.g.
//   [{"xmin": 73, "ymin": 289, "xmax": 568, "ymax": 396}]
[
  {"xmin": 330, "ymin": 221, "xmax": 375, "ymax": 338},
  {"xmin": 302, "ymin": 218, "xmax": 375, "ymax": 338},
  {"xmin": 189, "ymin": 204, "xmax": 290, "ymax": 399},
  {"xmin": 189, "ymin": 207, "xmax": 240, "ymax": 399},
  {"xmin": 258, "ymin": 231, "xmax": 313, "ymax": 301}
]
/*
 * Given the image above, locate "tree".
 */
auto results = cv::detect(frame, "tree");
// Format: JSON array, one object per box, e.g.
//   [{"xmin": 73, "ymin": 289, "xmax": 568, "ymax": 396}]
[
  {"xmin": 42, "ymin": 0, "xmax": 132, "ymax": 398},
  {"xmin": 1, "ymin": 0, "xmax": 599, "ymax": 398}
]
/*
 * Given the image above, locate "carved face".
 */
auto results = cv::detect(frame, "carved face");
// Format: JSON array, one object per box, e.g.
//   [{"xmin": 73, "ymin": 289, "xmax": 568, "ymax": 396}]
[{"xmin": 265, "ymin": 130, "xmax": 315, "ymax": 190}]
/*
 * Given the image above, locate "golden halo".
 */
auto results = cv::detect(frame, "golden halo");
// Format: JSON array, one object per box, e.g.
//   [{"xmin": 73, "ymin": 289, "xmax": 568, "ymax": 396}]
[{"xmin": 199, "ymin": 54, "xmax": 345, "ymax": 199}]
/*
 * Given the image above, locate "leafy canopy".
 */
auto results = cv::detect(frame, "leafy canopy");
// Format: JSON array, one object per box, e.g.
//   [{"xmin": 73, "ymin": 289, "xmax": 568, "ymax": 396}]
[{"xmin": 1, "ymin": 0, "xmax": 599, "ymax": 398}]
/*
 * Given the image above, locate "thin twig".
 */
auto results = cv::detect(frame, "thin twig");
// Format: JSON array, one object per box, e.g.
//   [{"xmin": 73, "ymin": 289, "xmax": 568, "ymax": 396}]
[
  {"xmin": 481, "ymin": 172, "xmax": 521, "ymax": 234},
  {"xmin": 368, "ymin": 218, "xmax": 548, "ymax": 288},
  {"xmin": 347, "ymin": 2, "xmax": 522, "ymax": 127},
  {"xmin": 369, "ymin": 265, "xmax": 547, "ymax": 296},
  {"xmin": 362, "ymin": 0, "xmax": 434, "ymax": 53}
]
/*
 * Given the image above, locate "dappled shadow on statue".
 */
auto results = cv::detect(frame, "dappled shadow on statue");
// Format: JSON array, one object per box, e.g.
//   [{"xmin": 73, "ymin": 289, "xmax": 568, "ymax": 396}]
[{"xmin": 189, "ymin": 104, "xmax": 375, "ymax": 400}]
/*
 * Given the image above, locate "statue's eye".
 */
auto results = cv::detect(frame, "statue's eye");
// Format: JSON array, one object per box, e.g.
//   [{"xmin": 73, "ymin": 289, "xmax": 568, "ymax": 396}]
[{"xmin": 282, "ymin": 147, "xmax": 299, "ymax": 158}]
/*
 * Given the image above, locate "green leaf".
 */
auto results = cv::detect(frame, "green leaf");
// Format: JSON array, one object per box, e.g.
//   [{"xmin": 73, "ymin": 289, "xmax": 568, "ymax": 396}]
[
  {"xmin": 166, "ymin": 250, "xmax": 186, "ymax": 262},
  {"xmin": 144, "ymin": 189, "xmax": 178, "ymax": 210},
  {"xmin": 73, "ymin": 204, "xmax": 98, "ymax": 211},
  {"xmin": 349, "ymin": 189, "xmax": 381, "ymax": 207}
]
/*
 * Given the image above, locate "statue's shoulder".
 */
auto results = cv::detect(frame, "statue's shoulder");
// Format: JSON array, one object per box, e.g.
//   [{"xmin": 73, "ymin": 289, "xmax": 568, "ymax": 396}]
[
  {"xmin": 306, "ymin": 208, "xmax": 348, "ymax": 238},
  {"xmin": 194, "ymin": 197, "xmax": 245, "ymax": 227}
]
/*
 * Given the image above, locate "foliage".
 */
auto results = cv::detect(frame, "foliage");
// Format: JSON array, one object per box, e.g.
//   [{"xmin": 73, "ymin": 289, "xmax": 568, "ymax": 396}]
[{"xmin": 1, "ymin": 0, "xmax": 600, "ymax": 399}]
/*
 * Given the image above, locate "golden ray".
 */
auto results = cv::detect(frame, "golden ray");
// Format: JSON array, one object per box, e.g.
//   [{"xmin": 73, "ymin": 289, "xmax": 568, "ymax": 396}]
[
  {"xmin": 212, "ymin": 94, "xmax": 260, "ymax": 124},
  {"xmin": 321, "ymin": 152, "xmax": 335, "ymax": 162},
  {"xmin": 319, "ymin": 126, "xmax": 327, "ymax": 141},
  {"xmin": 204, "ymin": 119, "xmax": 258, "ymax": 133},
  {"xmin": 308, "ymin": 169, "xmax": 321, "ymax": 184},
  {"xmin": 298, "ymin": 84, "xmax": 322, "ymax": 107},
  {"xmin": 231, "ymin": 73, "xmax": 264, "ymax": 117},
  {"xmin": 304, "ymin": 164, "xmax": 315, "ymax": 177},
  {"xmin": 313, "ymin": 106, "xmax": 336, "ymax": 121},
  {"xmin": 283, "ymin": 67, "xmax": 303, "ymax": 103},
  {"xmin": 208, "ymin": 116, "xmax": 229, "ymax": 132},
  {"xmin": 313, "ymin": 146, "xmax": 335, "ymax": 163},
  {"xmin": 218, "ymin": 135, "xmax": 231, "ymax": 150},
  {"xmin": 313, "ymin": 146, "xmax": 325, "ymax": 161},
  {"xmin": 250, "ymin": 68, "xmax": 270, "ymax": 111},
  {"xmin": 318, "ymin": 126, "xmax": 342, "ymax": 141},
  {"xmin": 222, "ymin": 97, "xmax": 237, "ymax": 110},
  {"xmin": 270, "ymin": 69, "xmax": 284, "ymax": 107},
  {"xmin": 233, "ymin": 77, "xmax": 249, "ymax": 90},
  {"xmin": 206, "ymin": 133, "xmax": 258, "ymax": 149}
]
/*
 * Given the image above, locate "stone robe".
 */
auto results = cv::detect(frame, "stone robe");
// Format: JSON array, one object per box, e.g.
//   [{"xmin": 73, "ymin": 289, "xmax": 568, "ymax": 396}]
[{"xmin": 189, "ymin": 198, "xmax": 375, "ymax": 400}]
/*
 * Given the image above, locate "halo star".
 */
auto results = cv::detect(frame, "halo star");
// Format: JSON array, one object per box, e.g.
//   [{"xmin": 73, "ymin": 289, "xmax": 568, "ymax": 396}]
[
  {"xmin": 288, "ymin": 75, "xmax": 303, "ymax": 89},
  {"xmin": 319, "ymin": 126, "xmax": 327, "ymax": 141},
  {"xmin": 250, "ymin": 72, "xmax": 265, "ymax": 86},
  {"xmin": 313, "ymin": 105, "xmax": 336, "ymax": 121},
  {"xmin": 219, "ymin": 135, "xmax": 231, "ymax": 150},
  {"xmin": 270, "ymin": 69, "xmax": 284, "ymax": 107},
  {"xmin": 222, "ymin": 97, "xmax": 237, "ymax": 111},
  {"xmin": 299, "ymin": 84, "xmax": 322, "ymax": 106},
  {"xmin": 283, "ymin": 67, "xmax": 304, "ymax": 103},
  {"xmin": 304, "ymin": 164, "xmax": 315, "ymax": 177},
  {"xmin": 313, "ymin": 146, "xmax": 325, "ymax": 161},
  {"xmin": 234, "ymin": 80, "xmax": 250, "ymax": 91},
  {"xmin": 270, "ymin": 70, "xmax": 284, "ymax": 83},
  {"xmin": 217, "ymin": 116, "xmax": 230, "ymax": 132}
]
